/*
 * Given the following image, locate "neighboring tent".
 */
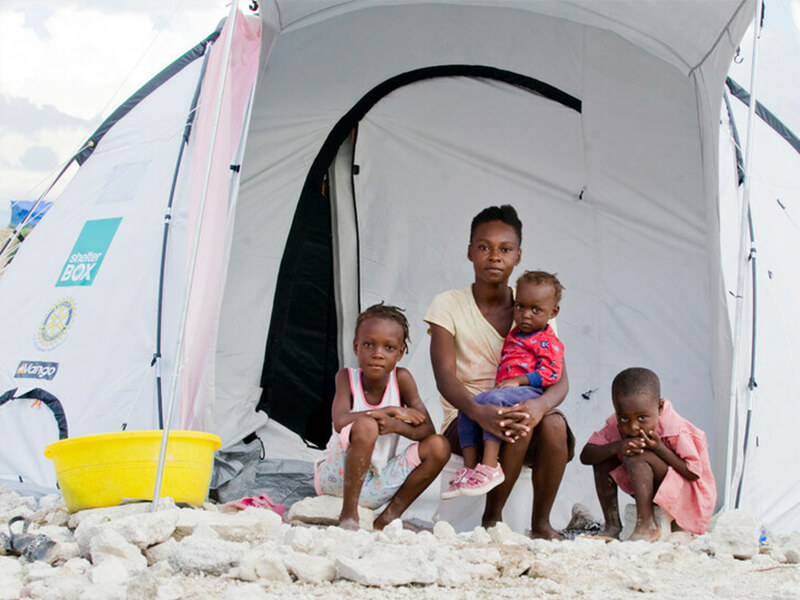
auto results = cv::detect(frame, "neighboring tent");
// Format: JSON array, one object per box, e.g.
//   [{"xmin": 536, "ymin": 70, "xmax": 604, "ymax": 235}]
[{"xmin": 4, "ymin": 1, "xmax": 794, "ymax": 532}]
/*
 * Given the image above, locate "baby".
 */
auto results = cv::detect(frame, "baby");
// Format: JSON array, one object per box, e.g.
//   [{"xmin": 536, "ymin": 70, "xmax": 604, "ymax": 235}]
[
  {"xmin": 580, "ymin": 367, "xmax": 716, "ymax": 540},
  {"xmin": 444, "ymin": 270, "xmax": 564, "ymax": 498}
]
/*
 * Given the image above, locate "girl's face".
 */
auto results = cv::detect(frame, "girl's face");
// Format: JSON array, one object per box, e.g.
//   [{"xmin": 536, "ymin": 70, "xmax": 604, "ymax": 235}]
[
  {"xmin": 353, "ymin": 317, "xmax": 405, "ymax": 380},
  {"xmin": 468, "ymin": 220, "xmax": 521, "ymax": 285},
  {"xmin": 612, "ymin": 392, "xmax": 664, "ymax": 438}
]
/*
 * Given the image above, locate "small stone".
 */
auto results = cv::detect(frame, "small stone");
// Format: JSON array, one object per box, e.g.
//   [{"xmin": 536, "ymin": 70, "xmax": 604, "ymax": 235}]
[
  {"xmin": 488, "ymin": 522, "xmax": 526, "ymax": 545},
  {"xmin": 707, "ymin": 510, "xmax": 759, "ymax": 559},
  {"xmin": 287, "ymin": 495, "xmax": 373, "ymax": 530},
  {"xmin": 620, "ymin": 503, "xmax": 672, "ymax": 541},
  {"xmin": 236, "ymin": 545, "xmax": 291, "ymax": 583},
  {"xmin": 470, "ymin": 526, "xmax": 491, "ymax": 544},
  {"xmin": 566, "ymin": 503, "xmax": 597, "ymax": 530},
  {"xmin": 336, "ymin": 552, "xmax": 437, "ymax": 586},
  {"xmin": 88, "ymin": 528, "xmax": 147, "ymax": 573},
  {"xmin": 433, "ymin": 520, "xmax": 457, "ymax": 540},
  {"xmin": 144, "ymin": 538, "xmax": 177, "ymax": 566},
  {"xmin": 175, "ymin": 506, "xmax": 282, "ymax": 542},
  {"xmin": 284, "ymin": 552, "xmax": 337, "ymax": 583},
  {"xmin": 0, "ymin": 556, "xmax": 23, "ymax": 600},
  {"xmin": 168, "ymin": 531, "xmax": 245, "ymax": 575},
  {"xmin": 90, "ymin": 556, "xmax": 131, "ymax": 584},
  {"xmin": 284, "ymin": 526, "xmax": 316, "ymax": 553}
]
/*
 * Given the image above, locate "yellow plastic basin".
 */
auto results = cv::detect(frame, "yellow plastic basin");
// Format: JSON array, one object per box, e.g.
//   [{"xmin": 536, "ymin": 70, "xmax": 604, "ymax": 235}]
[{"xmin": 44, "ymin": 430, "xmax": 221, "ymax": 512}]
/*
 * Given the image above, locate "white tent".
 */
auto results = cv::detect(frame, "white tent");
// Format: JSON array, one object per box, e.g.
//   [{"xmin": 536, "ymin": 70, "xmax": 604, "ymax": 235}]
[{"xmin": 4, "ymin": 0, "xmax": 795, "ymax": 532}]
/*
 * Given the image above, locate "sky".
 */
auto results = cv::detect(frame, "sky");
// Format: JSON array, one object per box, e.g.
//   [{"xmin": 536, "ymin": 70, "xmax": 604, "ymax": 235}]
[
  {"xmin": 0, "ymin": 0, "xmax": 230, "ymax": 224},
  {"xmin": 0, "ymin": 0, "xmax": 799, "ymax": 226}
]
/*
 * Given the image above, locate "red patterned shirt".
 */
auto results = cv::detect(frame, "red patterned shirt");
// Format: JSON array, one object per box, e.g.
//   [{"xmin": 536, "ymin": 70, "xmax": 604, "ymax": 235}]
[{"xmin": 495, "ymin": 325, "xmax": 563, "ymax": 389}]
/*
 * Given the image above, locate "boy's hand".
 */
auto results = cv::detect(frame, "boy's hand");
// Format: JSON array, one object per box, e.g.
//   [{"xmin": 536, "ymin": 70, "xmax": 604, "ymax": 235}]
[
  {"xmin": 497, "ymin": 375, "xmax": 529, "ymax": 389},
  {"xmin": 618, "ymin": 437, "xmax": 646, "ymax": 457},
  {"xmin": 640, "ymin": 429, "xmax": 665, "ymax": 453}
]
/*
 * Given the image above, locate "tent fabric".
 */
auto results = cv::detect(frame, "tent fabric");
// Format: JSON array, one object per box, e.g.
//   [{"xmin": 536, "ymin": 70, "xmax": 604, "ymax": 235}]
[{"xmin": 6, "ymin": 1, "xmax": 790, "ymax": 531}]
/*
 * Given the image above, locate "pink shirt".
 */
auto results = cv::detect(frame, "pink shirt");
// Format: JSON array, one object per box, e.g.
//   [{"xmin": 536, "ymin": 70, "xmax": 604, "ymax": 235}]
[{"xmin": 587, "ymin": 399, "xmax": 717, "ymax": 534}]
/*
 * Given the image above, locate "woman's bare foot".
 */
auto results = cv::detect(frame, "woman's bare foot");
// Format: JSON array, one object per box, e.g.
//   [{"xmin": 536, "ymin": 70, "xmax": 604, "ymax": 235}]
[
  {"xmin": 600, "ymin": 523, "xmax": 622, "ymax": 539},
  {"xmin": 628, "ymin": 524, "xmax": 661, "ymax": 542},
  {"xmin": 529, "ymin": 525, "xmax": 563, "ymax": 541},
  {"xmin": 338, "ymin": 516, "xmax": 360, "ymax": 531}
]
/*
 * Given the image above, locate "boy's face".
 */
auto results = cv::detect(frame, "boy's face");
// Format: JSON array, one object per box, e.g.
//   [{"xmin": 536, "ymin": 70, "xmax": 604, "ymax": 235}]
[
  {"xmin": 353, "ymin": 317, "xmax": 405, "ymax": 380},
  {"xmin": 467, "ymin": 220, "xmax": 521, "ymax": 285},
  {"xmin": 612, "ymin": 392, "xmax": 664, "ymax": 439},
  {"xmin": 514, "ymin": 281, "xmax": 559, "ymax": 333}
]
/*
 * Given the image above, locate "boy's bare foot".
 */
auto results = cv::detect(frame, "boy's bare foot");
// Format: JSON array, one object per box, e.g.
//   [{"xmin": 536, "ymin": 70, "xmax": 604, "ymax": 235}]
[
  {"xmin": 628, "ymin": 524, "xmax": 661, "ymax": 542},
  {"xmin": 529, "ymin": 525, "xmax": 563, "ymax": 541},
  {"xmin": 338, "ymin": 516, "xmax": 360, "ymax": 531}
]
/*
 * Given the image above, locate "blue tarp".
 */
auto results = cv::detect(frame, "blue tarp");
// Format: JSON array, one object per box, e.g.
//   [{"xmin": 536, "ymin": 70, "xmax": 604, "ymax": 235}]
[{"xmin": 9, "ymin": 201, "xmax": 52, "ymax": 227}]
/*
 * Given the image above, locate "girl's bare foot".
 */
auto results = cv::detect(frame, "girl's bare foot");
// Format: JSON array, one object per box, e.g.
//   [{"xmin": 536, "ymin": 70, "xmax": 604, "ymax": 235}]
[{"xmin": 338, "ymin": 516, "xmax": 360, "ymax": 531}]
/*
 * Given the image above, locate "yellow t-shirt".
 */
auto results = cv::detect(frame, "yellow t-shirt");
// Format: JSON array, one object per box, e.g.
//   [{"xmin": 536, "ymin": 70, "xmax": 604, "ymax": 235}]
[
  {"xmin": 424, "ymin": 286, "xmax": 558, "ymax": 432},
  {"xmin": 424, "ymin": 286, "xmax": 506, "ymax": 432}
]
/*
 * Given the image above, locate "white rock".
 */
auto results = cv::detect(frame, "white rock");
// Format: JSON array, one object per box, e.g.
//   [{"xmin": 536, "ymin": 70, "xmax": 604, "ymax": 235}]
[
  {"xmin": 285, "ymin": 552, "xmax": 337, "ymax": 583},
  {"xmin": 62, "ymin": 557, "xmax": 92, "ymax": 576},
  {"xmin": 707, "ymin": 510, "xmax": 760, "ymax": 559},
  {"xmin": 335, "ymin": 552, "xmax": 437, "ymax": 586},
  {"xmin": 68, "ymin": 499, "xmax": 176, "ymax": 529},
  {"xmin": 565, "ymin": 503, "xmax": 598, "ymax": 530},
  {"xmin": 80, "ymin": 582, "xmax": 126, "ymax": 600},
  {"xmin": 88, "ymin": 528, "xmax": 147, "ymax": 573},
  {"xmin": 46, "ymin": 540, "xmax": 82, "ymax": 565},
  {"xmin": 620, "ymin": 503, "xmax": 672, "ymax": 541},
  {"xmin": 222, "ymin": 583, "xmax": 270, "ymax": 600},
  {"xmin": 236, "ymin": 545, "xmax": 292, "ymax": 583},
  {"xmin": 156, "ymin": 580, "xmax": 184, "ymax": 600},
  {"xmin": 528, "ymin": 559, "xmax": 570, "ymax": 584},
  {"xmin": 779, "ymin": 533, "xmax": 800, "ymax": 564},
  {"xmin": 175, "ymin": 506, "xmax": 283, "ymax": 542},
  {"xmin": 144, "ymin": 538, "xmax": 178, "ymax": 566},
  {"xmin": 104, "ymin": 509, "xmax": 179, "ymax": 549},
  {"xmin": 433, "ymin": 520, "xmax": 457, "ymax": 540},
  {"xmin": 287, "ymin": 495, "xmax": 373, "ymax": 530},
  {"xmin": 436, "ymin": 559, "xmax": 472, "ymax": 587},
  {"xmin": 0, "ymin": 556, "xmax": 23, "ymax": 600},
  {"xmin": 124, "ymin": 570, "xmax": 158, "ymax": 600},
  {"xmin": 458, "ymin": 546, "xmax": 502, "ymax": 566},
  {"xmin": 488, "ymin": 522, "xmax": 526, "ymax": 545},
  {"xmin": 470, "ymin": 526, "xmax": 491, "ymax": 544},
  {"xmin": 284, "ymin": 525, "xmax": 317, "ymax": 553},
  {"xmin": 90, "ymin": 556, "xmax": 131, "ymax": 584},
  {"xmin": 168, "ymin": 532, "xmax": 245, "ymax": 575}
]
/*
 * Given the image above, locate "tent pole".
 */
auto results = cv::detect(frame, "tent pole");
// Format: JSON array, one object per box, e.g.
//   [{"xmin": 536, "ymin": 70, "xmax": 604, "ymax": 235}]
[
  {"xmin": 151, "ymin": 1, "xmax": 239, "ymax": 511},
  {"xmin": 723, "ymin": 0, "xmax": 762, "ymax": 511}
]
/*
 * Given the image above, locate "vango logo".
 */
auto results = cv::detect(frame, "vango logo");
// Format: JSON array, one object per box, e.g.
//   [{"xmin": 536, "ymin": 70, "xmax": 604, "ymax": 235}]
[{"xmin": 15, "ymin": 360, "xmax": 59, "ymax": 380}]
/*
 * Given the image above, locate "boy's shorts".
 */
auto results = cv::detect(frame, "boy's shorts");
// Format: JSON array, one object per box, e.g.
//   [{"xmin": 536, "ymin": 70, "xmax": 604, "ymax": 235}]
[{"xmin": 314, "ymin": 439, "xmax": 421, "ymax": 509}]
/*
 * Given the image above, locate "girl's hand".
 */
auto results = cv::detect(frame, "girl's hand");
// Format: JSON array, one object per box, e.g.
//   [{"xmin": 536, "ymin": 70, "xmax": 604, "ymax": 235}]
[
  {"xmin": 386, "ymin": 407, "xmax": 426, "ymax": 425},
  {"xmin": 366, "ymin": 410, "xmax": 397, "ymax": 435}
]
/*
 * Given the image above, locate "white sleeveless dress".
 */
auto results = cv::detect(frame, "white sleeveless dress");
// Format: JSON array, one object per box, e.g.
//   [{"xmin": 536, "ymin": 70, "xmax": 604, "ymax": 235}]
[{"xmin": 323, "ymin": 366, "xmax": 401, "ymax": 473}]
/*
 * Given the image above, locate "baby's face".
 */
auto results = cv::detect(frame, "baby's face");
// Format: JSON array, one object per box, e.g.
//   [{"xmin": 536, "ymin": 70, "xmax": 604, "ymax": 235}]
[
  {"xmin": 612, "ymin": 392, "xmax": 663, "ymax": 438},
  {"xmin": 513, "ymin": 282, "xmax": 559, "ymax": 333}
]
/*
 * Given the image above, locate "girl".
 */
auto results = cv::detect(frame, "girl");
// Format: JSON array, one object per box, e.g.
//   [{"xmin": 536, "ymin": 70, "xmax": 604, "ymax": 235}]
[
  {"xmin": 314, "ymin": 303, "xmax": 450, "ymax": 530},
  {"xmin": 580, "ymin": 367, "xmax": 716, "ymax": 541}
]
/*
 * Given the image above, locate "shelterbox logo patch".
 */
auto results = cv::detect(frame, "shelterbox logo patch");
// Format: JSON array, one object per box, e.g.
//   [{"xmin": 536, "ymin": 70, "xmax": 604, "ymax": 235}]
[{"xmin": 56, "ymin": 217, "xmax": 122, "ymax": 287}]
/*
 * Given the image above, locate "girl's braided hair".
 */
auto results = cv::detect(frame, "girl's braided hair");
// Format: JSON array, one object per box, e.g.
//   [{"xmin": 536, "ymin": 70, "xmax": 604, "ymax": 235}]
[{"xmin": 355, "ymin": 302, "xmax": 410, "ymax": 353}]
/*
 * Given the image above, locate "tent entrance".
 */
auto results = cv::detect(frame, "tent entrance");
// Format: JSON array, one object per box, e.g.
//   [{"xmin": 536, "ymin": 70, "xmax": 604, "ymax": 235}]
[
  {"xmin": 257, "ymin": 178, "xmax": 340, "ymax": 449},
  {"xmin": 259, "ymin": 68, "xmax": 583, "ymax": 448}
]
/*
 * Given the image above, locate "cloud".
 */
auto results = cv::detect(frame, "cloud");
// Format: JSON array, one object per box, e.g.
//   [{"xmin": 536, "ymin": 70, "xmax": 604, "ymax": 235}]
[
  {"xmin": 0, "ymin": 95, "xmax": 91, "ymax": 134},
  {"xmin": 19, "ymin": 146, "xmax": 59, "ymax": 171}
]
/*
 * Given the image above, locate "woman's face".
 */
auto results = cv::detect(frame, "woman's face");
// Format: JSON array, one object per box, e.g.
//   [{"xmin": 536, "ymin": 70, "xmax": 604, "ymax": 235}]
[{"xmin": 467, "ymin": 220, "xmax": 521, "ymax": 285}]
